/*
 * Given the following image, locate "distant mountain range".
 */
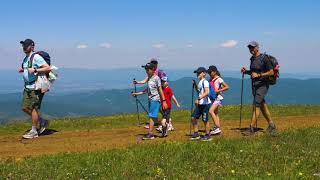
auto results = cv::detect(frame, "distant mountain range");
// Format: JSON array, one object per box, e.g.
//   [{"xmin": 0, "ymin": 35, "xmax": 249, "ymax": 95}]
[
  {"xmin": 1, "ymin": 68, "xmax": 320, "ymax": 94},
  {"xmin": 0, "ymin": 76, "xmax": 319, "ymax": 123}
]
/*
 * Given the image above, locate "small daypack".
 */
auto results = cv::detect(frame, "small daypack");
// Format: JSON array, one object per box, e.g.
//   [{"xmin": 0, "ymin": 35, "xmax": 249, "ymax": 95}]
[
  {"xmin": 263, "ymin": 53, "xmax": 280, "ymax": 85},
  {"xmin": 157, "ymin": 69, "xmax": 167, "ymax": 80},
  {"xmin": 202, "ymin": 80, "xmax": 216, "ymax": 101}
]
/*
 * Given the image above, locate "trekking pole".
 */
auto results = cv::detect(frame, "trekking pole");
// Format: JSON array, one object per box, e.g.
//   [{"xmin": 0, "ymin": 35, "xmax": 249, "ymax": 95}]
[
  {"xmin": 189, "ymin": 80, "xmax": 196, "ymax": 135},
  {"xmin": 252, "ymin": 80, "xmax": 258, "ymax": 130},
  {"xmin": 133, "ymin": 78, "xmax": 140, "ymax": 126},
  {"xmin": 239, "ymin": 73, "xmax": 244, "ymax": 129}
]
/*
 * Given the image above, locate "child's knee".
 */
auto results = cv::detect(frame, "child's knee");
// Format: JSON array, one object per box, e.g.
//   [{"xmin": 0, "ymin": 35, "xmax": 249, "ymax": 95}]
[{"xmin": 192, "ymin": 118, "xmax": 197, "ymax": 124}]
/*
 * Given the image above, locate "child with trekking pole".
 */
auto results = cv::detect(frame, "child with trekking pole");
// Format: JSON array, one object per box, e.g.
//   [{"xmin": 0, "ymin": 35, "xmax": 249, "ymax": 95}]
[
  {"xmin": 190, "ymin": 67, "xmax": 212, "ymax": 141},
  {"xmin": 207, "ymin": 66, "xmax": 229, "ymax": 135},
  {"xmin": 156, "ymin": 76, "xmax": 180, "ymax": 135},
  {"xmin": 133, "ymin": 58, "xmax": 167, "ymax": 129},
  {"xmin": 132, "ymin": 63, "xmax": 168, "ymax": 140}
]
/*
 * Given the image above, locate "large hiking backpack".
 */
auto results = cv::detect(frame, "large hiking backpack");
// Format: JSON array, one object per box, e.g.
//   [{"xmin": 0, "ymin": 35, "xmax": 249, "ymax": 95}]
[
  {"xmin": 263, "ymin": 53, "xmax": 280, "ymax": 85},
  {"xmin": 22, "ymin": 51, "xmax": 51, "ymax": 76}
]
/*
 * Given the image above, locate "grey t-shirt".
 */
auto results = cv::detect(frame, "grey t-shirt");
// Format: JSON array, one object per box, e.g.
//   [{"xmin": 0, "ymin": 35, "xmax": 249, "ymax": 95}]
[
  {"xmin": 250, "ymin": 54, "xmax": 273, "ymax": 86},
  {"xmin": 147, "ymin": 75, "xmax": 161, "ymax": 101}
]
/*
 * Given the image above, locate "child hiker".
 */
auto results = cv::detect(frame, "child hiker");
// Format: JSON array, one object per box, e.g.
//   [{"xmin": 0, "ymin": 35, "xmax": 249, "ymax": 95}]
[
  {"xmin": 133, "ymin": 58, "xmax": 167, "ymax": 129},
  {"xmin": 156, "ymin": 76, "xmax": 180, "ymax": 135},
  {"xmin": 132, "ymin": 63, "xmax": 168, "ymax": 140},
  {"xmin": 190, "ymin": 67, "xmax": 212, "ymax": 141},
  {"xmin": 207, "ymin": 66, "xmax": 229, "ymax": 135}
]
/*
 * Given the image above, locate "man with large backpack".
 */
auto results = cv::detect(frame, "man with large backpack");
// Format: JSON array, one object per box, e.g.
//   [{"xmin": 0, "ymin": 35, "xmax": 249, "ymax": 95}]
[
  {"xmin": 18, "ymin": 39, "xmax": 51, "ymax": 139},
  {"xmin": 241, "ymin": 41, "xmax": 278, "ymax": 135}
]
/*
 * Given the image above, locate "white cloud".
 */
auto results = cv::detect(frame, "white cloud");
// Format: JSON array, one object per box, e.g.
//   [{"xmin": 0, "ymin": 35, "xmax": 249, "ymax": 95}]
[
  {"xmin": 152, "ymin": 43, "xmax": 165, "ymax": 49},
  {"xmin": 186, "ymin": 44, "xmax": 193, "ymax": 48},
  {"xmin": 100, "ymin": 42, "xmax": 112, "ymax": 49},
  {"xmin": 220, "ymin": 40, "xmax": 238, "ymax": 48},
  {"xmin": 76, "ymin": 44, "xmax": 88, "ymax": 49}
]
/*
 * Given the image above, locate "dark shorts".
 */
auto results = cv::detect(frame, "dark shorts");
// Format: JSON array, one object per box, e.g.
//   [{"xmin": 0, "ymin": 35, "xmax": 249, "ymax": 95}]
[
  {"xmin": 192, "ymin": 104, "xmax": 210, "ymax": 122},
  {"xmin": 162, "ymin": 109, "xmax": 171, "ymax": 122},
  {"xmin": 252, "ymin": 84, "xmax": 269, "ymax": 107},
  {"xmin": 22, "ymin": 89, "xmax": 44, "ymax": 111}
]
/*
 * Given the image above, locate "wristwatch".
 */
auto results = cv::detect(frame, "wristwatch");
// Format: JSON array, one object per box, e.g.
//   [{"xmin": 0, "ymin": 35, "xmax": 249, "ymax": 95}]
[{"xmin": 34, "ymin": 68, "xmax": 38, "ymax": 73}]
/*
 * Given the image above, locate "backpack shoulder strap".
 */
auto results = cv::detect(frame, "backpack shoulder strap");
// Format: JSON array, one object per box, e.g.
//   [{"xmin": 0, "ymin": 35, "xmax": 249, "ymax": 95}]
[{"xmin": 29, "ymin": 52, "xmax": 37, "ymax": 68}]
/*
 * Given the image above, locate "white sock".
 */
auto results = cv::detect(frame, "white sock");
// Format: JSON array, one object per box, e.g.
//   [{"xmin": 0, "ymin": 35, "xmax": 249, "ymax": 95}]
[{"xmin": 31, "ymin": 126, "xmax": 37, "ymax": 133}]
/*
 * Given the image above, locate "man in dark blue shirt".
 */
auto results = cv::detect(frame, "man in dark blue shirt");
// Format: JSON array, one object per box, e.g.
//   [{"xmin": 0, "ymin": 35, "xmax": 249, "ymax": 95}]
[{"xmin": 241, "ymin": 41, "xmax": 277, "ymax": 135}]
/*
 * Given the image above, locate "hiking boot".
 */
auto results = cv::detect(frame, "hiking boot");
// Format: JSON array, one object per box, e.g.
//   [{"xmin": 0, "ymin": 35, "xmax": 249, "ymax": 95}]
[
  {"xmin": 162, "ymin": 125, "xmax": 168, "ymax": 137},
  {"xmin": 210, "ymin": 127, "xmax": 222, "ymax": 135},
  {"xmin": 168, "ymin": 123, "xmax": 174, "ymax": 131},
  {"xmin": 156, "ymin": 126, "xmax": 163, "ymax": 132},
  {"xmin": 201, "ymin": 134, "xmax": 212, "ymax": 141},
  {"xmin": 39, "ymin": 118, "xmax": 49, "ymax": 135},
  {"xmin": 190, "ymin": 132, "xmax": 200, "ymax": 140},
  {"xmin": 142, "ymin": 133, "xmax": 155, "ymax": 140},
  {"xmin": 266, "ymin": 123, "xmax": 277, "ymax": 133},
  {"xmin": 242, "ymin": 125, "xmax": 255, "ymax": 136},
  {"xmin": 22, "ymin": 130, "xmax": 39, "ymax": 139}
]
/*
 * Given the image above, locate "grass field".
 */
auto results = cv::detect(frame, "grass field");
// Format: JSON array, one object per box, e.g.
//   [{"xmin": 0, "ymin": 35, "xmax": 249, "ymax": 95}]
[
  {"xmin": 0, "ymin": 104, "xmax": 320, "ymax": 179},
  {"xmin": 0, "ymin": 104, "xmax": 319, "ymax": 135}
]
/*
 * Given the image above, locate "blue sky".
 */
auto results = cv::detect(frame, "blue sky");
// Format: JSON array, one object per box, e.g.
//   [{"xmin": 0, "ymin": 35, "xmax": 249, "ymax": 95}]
[{"xmin": 1, "ymin": 0, "xmax": 319, "ymax": 72}]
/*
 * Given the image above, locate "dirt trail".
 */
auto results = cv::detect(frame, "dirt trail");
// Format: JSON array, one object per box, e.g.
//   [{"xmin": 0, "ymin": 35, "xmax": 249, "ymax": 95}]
[{"xmin": 0, "ymin": 115, "xmax": 319, "ymax": 159}]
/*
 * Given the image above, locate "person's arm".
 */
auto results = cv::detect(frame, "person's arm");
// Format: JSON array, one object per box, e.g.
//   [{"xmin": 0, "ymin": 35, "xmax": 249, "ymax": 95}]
[
  {"xmin": 216, "ymin": 81, "xmax": 229, "ymax": 94},
  {"xmin": 192, "ymin": 80, "xmax": 200, "ymax": 94},
  {"xmin": 158, "ymin": 86, "xmax": 168, "ymax": 109},
  {"xmin": 132, "ymin": 88, "xmax": 147, "ymax": 96},
  {"xmin": 172, "ymin": 95, "xmax": 180, "ymax": 108},
  {"xmin": 241, "ymin": 67, "xmax": 251, "ymax": 75},
  {"xmin": 198, "ymin": 87, "xmax": 209, "ymax": 100},
  {"xmin": 28, "ymin": 55, "xmax": 51, "ymax": 74},
  {"xmin": 251, "ymin": 57, "xmax": 274, "ymax": 79},
  {"xmin": 133, "ymin": 77, "xmax": 148, "ymax": 84},
  {"xmin": 33, "ymin": 63, "xmax": 51, "ymax": 74}
]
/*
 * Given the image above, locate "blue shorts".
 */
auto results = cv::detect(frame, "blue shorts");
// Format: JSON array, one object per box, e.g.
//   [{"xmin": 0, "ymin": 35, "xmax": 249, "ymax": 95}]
[
  {"xmin": 148, "ymin": 100, "xmax": 160, "ymax": 119},
  {"xmin": 192, "ymin": 104, "xmax": 210, "ymax": 122}
]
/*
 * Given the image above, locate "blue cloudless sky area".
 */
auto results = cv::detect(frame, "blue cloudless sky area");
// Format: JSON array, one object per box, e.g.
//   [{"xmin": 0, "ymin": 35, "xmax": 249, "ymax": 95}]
[{"xmin": 1, "ymin": 0, "xmax": 319, "ymax": 72}]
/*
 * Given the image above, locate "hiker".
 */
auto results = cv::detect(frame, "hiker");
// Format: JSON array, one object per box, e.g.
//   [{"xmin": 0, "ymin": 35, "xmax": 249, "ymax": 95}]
[
  {"xmin": 207, "ymin": 66, "xmax": 229, "ymax": 135},
  {"xmin": 156, "ymin": 76, "xmax": 181, "ymax": 135},
  {"xmin": 133, "ymin": 58, "xmax": 167, "ymax": 129},
  {"xmin": 18, "ymin": 39, "xmax": 50, "ymax": 139},
  {"xmin": 132, "ymin": 63, "xmax": 168, "ymax": 140},
  {"xmin": 190, "ymin": 67, "xmax": 212, "ymax": 141},
  {"xmin": 241, "ymin": 41, "xmax": 277, "ymax": 135},
  {"xmin": 134, "ymin": 58, "xmax": 166, "ymax": 85}
]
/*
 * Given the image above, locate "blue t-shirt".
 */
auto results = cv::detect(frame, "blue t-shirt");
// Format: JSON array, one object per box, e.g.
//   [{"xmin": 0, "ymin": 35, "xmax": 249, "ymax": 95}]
[{"xmin": 22, "ymin": 53, "xmax": 46, "ymax": 89}]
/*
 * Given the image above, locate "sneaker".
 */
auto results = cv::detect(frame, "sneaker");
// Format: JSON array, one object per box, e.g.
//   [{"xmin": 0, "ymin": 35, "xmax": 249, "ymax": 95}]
[
  {"xmin": 22, "ymin": 130, "xmax": 39, "ymax": 139},
  {"xmin": 201, "ymin": 134, "xmax": 212, "ymax": 141},
  {"xmin": 142, "ymin": 133, "xmax": 155, "ymax": 140},
  {"xmin": 144, "ymin": 124, "xmax": 150, "ymax": 129},
  {"xmin": 190, "ymin": 132, "xmax": 200, "ymax": 140},
  {"xmin": 168, "ymin": 123, "xmax": 174, "ymax": 131},
  {"xmin": 242, "ymin": 125, "xmax": 255, "ymax": 136},
  {"xmin": 266, "ymin": 123, "xmax": 277, "ymax": 133},
  {"xmin": 156, "ymin": 126, "xmax": 163, "ymax": 132},
  {"xmin": 210, "ymin": 127, "xmax": 222, "ymax": 135},
  {"xmin": 39, "ymin": 118, "xmax": 49, "ymax": 134},
  {"xmin": 162, "ymin": 125, "xmax": 168, "ymax": 137}
]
